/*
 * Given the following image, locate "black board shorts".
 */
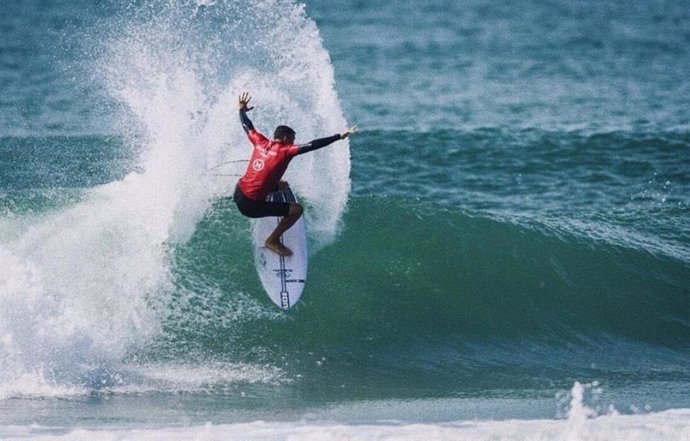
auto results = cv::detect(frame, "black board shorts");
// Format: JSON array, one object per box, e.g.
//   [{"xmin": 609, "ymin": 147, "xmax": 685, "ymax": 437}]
[{"xmin": 233, "ymin": 185, "xmax": 290, "ymax": 218}]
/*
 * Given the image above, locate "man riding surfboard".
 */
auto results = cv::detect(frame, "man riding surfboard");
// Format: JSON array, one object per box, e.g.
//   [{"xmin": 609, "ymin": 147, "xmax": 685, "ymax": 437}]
[{"xmin": 233, "ymin": 92, "xmax": 358, "ymax": 256}]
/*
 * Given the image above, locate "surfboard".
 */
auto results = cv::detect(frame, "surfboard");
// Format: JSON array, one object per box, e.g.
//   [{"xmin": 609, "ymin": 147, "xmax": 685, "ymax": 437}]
[{"xmin": 252, "ymin": 188, "xmax": 308, "ymax": 309}]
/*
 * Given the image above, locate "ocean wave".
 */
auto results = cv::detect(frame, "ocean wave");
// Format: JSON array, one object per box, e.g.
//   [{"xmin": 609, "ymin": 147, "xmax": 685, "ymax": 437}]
[{"xmin": 128, "ymin": 196, "xmax": 690, "ymax": 400}]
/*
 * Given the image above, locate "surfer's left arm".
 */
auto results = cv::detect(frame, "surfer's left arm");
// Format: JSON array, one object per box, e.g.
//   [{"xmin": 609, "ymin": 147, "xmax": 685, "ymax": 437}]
[
  {"xmin": 238, "ymin": 92, "xmax": 255, "ymax": 134},
  {"xmin": 296, "ymin": 125, "xmax": 359, "ymax": 155}
]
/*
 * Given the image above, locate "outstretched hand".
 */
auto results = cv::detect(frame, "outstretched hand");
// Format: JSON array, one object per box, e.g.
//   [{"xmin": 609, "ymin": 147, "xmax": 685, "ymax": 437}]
[
  {"xmin": 340, "ymin": 125, "xmax": 359, "ymax": 139},
  {"xmin": 238, "ymin": 92, "xmax": 253, "ymax": 111}
]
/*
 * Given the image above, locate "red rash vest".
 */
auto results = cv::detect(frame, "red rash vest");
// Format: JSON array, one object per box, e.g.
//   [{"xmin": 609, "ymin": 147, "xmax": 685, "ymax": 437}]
[
  {"xmin": 236, "ymin": 108, "xmax": 341, "ymax": 201},
  {"xmin": 237, "ymin": 130, "xmax": 300, "ymax": 201}
]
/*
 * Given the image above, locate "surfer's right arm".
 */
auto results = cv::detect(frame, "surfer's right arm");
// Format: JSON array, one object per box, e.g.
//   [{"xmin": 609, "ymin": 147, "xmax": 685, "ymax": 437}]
[{"xmin": 238, "ymin": 92, "xmax": 255, "ymax": 134}]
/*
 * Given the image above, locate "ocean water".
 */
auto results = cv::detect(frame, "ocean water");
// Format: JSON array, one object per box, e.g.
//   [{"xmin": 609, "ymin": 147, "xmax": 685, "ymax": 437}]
[{"xmin": 1, "ymin": 0, "xmax": 689, "ymax": 440}]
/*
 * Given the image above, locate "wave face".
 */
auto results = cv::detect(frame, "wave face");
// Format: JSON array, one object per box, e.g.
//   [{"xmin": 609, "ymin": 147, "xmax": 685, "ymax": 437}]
[
  {"xmin": 0, "ymin": 133, "xmax": 688, "ymax": 401},
  {"xmin": 0, "ymin": 0, "xmax": 350, "ymax": 399},
  {"xmin": 1, "ymin": 131, "xmax": 688, "ymax": 402},
  {"xmin": 154, "ymin": 193, "xmax": 688, "ymax": 400}
]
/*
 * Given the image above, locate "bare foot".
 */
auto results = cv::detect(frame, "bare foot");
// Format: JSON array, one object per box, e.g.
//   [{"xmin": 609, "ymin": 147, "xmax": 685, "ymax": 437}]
[{"xmin": 265, "ymin": 239, "xmax": 293, "ymax": 257}]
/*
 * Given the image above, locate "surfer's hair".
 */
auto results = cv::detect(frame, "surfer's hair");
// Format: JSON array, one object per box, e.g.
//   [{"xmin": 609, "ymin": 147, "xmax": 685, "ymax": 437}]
[{"xmin": 274, "ymin": 125, "xmax": 296, "ymax": 141}]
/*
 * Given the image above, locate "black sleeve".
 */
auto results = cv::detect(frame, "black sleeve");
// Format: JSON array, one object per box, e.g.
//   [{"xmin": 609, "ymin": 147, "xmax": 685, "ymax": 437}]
[
  {"xmin": 239, "ymin": 109, "xmax": 255, "ymax": 134},
  {"xmin": 296, "ymin": 134, "xmax": 341, "ymax": 155}
]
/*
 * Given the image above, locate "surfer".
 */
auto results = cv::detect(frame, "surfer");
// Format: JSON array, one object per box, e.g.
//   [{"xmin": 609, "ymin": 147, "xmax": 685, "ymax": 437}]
[{"xmin": 233, "ymin": 92, "xmax": 358, "ymax": 256}]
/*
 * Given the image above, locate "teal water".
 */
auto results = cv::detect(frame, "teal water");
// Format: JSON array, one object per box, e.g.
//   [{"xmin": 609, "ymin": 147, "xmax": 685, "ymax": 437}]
[{"xmin": 0, "ymin": 0, "xmax": 689, "ymax": 439}]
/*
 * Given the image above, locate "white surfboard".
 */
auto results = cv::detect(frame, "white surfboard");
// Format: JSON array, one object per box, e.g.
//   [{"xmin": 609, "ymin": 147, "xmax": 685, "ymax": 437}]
[{"xmin": 252, "ymin": 188, "xmax": 308, "ymax": 309}]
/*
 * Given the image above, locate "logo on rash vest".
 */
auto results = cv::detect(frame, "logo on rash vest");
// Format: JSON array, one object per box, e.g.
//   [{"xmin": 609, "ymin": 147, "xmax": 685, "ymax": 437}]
[{"xmin": 252, "ymin": 159, "xmax": 265, "ymax": 171}]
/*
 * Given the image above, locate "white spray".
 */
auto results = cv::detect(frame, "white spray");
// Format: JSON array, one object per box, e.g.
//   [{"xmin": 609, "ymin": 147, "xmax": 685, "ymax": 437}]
[{"xmin": 0, "ymin": 0, "xmax": 350, "ymax": 398}]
